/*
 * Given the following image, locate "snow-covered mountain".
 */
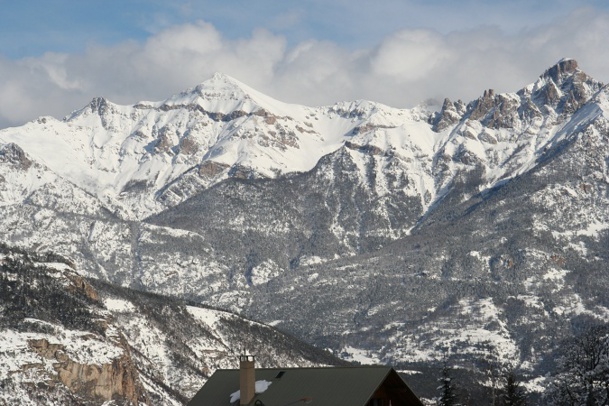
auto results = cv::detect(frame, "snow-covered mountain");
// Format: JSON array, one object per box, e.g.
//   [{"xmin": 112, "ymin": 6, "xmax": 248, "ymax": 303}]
[
  {"xmin": 2, "ymin": 58, "xmax": 609, "ymax": 401},
  {"xmin": 0, "ymin": 72, "xmax": 437, "ymax": 220},
  {"xmin": 0, "ymin": 59, "xmax": 601, "ymax": 225}
]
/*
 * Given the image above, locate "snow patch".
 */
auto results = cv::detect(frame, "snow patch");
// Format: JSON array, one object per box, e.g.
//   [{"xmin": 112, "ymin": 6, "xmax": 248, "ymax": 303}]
[
  {"xmin": 187, "ymin": 306, "xmax": 223, "ymax": 327},
  {"xmin": 229, "ymin": 380, "xmax": 272, "ymax": 403},
  {"xmin": 104, "ymin": 297, "xmax": 135, "ymax": 313},
  {"xmin": 340, "ymin": 346, "xmax": 379, "ymax": 365}
]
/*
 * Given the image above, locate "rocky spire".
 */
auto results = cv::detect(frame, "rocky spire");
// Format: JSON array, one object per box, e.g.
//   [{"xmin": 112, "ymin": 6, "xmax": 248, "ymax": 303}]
[
  {"xmin": 433, "ymin": 98, "xmax": 466, "ymax": 132},
  {"xmin": 541, "ymin": 58, "xmax": 579, "ymax": 84},
  {"xmin": 469, "ymin": 89, "xmax": 496, "ymax": 122},
  {"xmin": 537, "ymin": 58, "xmax": 602, "ymax": 114}
]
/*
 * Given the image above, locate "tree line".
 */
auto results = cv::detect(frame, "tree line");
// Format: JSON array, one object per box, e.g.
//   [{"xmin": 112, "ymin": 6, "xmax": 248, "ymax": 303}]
[{"xmin": 435, "ymin": 323, "xmax": 609, "ymax": 405}]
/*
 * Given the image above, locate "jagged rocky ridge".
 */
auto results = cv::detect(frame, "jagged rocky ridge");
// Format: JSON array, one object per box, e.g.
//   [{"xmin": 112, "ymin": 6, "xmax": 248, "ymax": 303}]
[{"xmin": 1, "ymin": 59, "xmax": 609, "ymax": 399}]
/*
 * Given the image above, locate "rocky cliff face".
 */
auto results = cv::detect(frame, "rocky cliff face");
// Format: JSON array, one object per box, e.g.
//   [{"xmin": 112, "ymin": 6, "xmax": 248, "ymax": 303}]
[{"xmin": 28, "ymin": 336, "xmax": 146, "ymax": 405}]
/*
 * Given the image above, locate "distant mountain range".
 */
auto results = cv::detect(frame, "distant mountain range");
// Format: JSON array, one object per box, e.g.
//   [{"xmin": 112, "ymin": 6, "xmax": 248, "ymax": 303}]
[{"xmin": 1, "ymin": 58, "xmax": 609, "ymax": 402}]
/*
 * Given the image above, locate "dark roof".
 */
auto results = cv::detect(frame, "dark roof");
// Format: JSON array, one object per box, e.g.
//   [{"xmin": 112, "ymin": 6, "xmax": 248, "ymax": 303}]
[{"xmin": 188, "ymin": 366, "xmax": 423, "ymax": 406}]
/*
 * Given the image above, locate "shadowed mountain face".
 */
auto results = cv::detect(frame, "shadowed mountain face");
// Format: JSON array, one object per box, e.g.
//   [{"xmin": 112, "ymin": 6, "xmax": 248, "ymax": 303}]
[{"xmin": 1, "ymin": 59, "xmax": 609, "ymax": 398}]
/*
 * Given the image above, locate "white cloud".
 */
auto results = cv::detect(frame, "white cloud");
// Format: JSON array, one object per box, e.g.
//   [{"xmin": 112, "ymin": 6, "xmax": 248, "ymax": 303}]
[
  {"xmin": 1, "ymin": 7, "xmax": 609, "ymax": 128},
  {"xmin": 370, "ymin": 29, "xmax": 452, "ymax": 81}
]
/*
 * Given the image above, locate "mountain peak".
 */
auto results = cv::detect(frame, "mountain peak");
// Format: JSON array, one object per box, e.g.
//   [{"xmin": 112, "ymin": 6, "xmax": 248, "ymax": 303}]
[
  {"xmin": 515, "ymin": 58, "xmax": 603, "ymax": 117},
  {"xmin": 203, "ymin": 72, "xmax": 246, "ymax": 89},
  {"xmin": 209, "ymin": 71, "xmax": 238, "ymax": 83},
  {"xmin": 211, "ymin": 71, "xmax": 229, "ymax": 80},
  {"xmin": 192, "ymin": 72, "xmax": 249, "ymax": 98},
  {"xmin": 541, "ymin": 58, "xmax": 580, "ymax": 83},
  {"xmin": 157, "ymin": 73, "xmax": 265, "ymax": 115},
  {"xmin": 181, "ymin": 73, "xmax": 305, "ymax": 118}
]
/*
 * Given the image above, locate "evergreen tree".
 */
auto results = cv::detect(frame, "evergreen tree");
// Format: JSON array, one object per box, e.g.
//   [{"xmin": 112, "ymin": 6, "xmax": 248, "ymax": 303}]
[
  {"xmin": 502, "ymin": 371, "xmax": 527, "ymax": 406},
  {"xmin": 437, "ymin": 361, "xmax": 459, "ymax": 406}
]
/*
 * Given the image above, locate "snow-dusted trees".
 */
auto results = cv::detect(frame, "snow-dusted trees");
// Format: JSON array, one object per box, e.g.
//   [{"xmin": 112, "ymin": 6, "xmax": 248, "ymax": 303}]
[{"xmin": 544, "ymin": 324, "xmax": 609, "ymax": 405}]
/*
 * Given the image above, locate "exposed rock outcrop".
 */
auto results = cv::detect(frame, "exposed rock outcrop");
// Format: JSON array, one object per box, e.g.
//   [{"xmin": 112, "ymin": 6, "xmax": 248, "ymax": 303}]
[
  {"xmin": 542, "ymin": 58, "xmax": 579, "ymax": 83},
  {"xmin": 344, "ymin": 141, "xmax": 384, "ymax": 156},
  {"xmin": 28, "ymin": 337, "xmax": 147, "ymax": 405},
  {"xmin": 154, "ymin": 126, "xmax": 177, "ymax": 153},
  {"xmin": 469, "ymin": 89, "xmax": 496, "ymax": 122},
  {"xmin": 460, "ymin": 59, "xmax": 603, "ymax": 131},
  {"xmin": 229, "ymin": 164, "xmax": 257, "ymax": 179},
  {"xmin": 537, "ymin": 58, "xmax": 602, "ymax": 114},
  {"xmin": 351, "ymin": 123, "xmax": 396, "ymax": 135},
  {"xmin": 198, "ymin": 160, "xmax": 230, "ymax": 178},
  {"xmin": 0, "ymin": 143, "xmax": 32, "ymax": 170},
  {"xmin": 65, "ymin": 272, "xmax": 100, "ymax": 303},
  {"xmin": 179, "ymin": 137, "xmax": 200, "ymax": 155},
  {"xmin": 433, "ymin": 98, "xmax": 466, "ymax": 131},
  {"xmin": 466, "ymin": 88, "xmax": 523, "ymax": 129}
]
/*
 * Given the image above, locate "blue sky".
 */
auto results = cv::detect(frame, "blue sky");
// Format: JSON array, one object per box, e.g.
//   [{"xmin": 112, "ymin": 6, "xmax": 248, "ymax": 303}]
[
  {"xmin": 1, "ymin": 1, "xmax": 609, "ymax": 127},
  {"xmin": 4, "ymin": 0, "xmax": 608, "ymax": 58}
]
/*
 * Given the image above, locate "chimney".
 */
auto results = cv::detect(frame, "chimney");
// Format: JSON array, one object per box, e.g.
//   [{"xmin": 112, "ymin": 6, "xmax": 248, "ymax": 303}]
[{"xmin": 239, "ymin": 354, "xmax": 256, "ymax": 405}]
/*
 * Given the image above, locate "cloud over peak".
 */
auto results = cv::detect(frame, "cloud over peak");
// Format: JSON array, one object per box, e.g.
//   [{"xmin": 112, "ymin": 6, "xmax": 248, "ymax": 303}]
[{"xmin": 1, "ymin": 7, "xmax": 609, "ymax": 128}]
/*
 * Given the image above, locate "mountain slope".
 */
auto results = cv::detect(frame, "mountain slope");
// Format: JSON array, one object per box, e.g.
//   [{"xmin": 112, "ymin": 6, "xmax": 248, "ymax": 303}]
[
  {"xmin": 0, "ymin": 245, "xmax": 342, "ymax": 405},
  {"xmin": 227, "ymin": 68, "xmax": 609, "ymax": 384}
]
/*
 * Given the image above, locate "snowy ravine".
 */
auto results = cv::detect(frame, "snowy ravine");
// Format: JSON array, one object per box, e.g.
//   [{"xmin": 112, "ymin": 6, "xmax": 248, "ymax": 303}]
[{"xmin": 2, "ymin": 58, "xmax": 609, "ymax": 400}]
